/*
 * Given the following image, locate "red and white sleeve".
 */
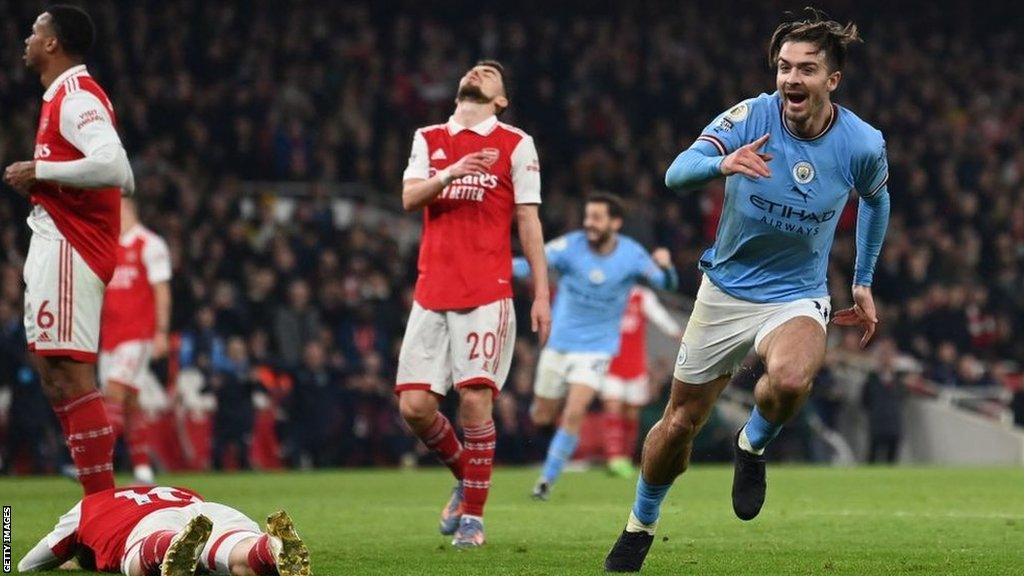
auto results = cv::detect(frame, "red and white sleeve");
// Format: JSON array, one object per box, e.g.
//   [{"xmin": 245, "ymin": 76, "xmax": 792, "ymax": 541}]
[
  {"xmin": 18, "ymin": 502, "xmax": 81, "ymax": 572},
  {"xmin": 641, "ymin": 287, "xmax": 683, "ymax": 337},
  {"xmin": 34, "ymin": 90, "xmax": 135, "ymax": 194},
  {"xmin": 511, "ymin": 135, "xmax": 541, "ymax": 204},
  {"xmin": 142, "ymin": 234, "xmax": 173, "ymax": 284}
]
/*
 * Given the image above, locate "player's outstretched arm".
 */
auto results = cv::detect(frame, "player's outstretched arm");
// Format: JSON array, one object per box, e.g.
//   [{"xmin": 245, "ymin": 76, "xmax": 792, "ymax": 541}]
[
  {"xmin": 18, "ymin": 538, "xmax": 73, "ymax": 572},
  {"xmin": 402, "ymin": 151, "xmax": 491, "ymax": 212},
  {"xmin": 640, "ymin": 287, "xmax": 683, "ymax": 338},
  {"xmin": 665, "ymin": 134, "xmax": 773, "ymax": 191},
  {"xmin": 646, "ymin": 247, "xmax": 679, "ymax": 291},
  {"xmin": 516, "ymin": 203, "xmax": 552, "ymax": 346},
  {"xmin": 18, "ymin": 502, "xmax": 81, "ymax": 572}
]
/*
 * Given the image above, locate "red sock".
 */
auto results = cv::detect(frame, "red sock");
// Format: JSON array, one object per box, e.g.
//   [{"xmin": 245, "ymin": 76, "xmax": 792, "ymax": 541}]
[
  {"xmin": 416, "ymin": 413, "xmax": 464, "ymax": 480},
  {"xmin": 53, "ymin": 390, "xmax": 115, "ymax": 494},
  {"xmin": 138, "ymin": 530, "xmax": 175, "ymax": 576},
  {"xmin": 104, "ymin": 398, "xmax": 124, "ymax": 437},
  {"xmin": 625, "ymin": 418, "xmax": 640, "ymax": 460},
  {"xmin": 127, "ymin": 411, "xmax": 151, "ymax": 468},
  {"xmin": 461, "ymin": 420, "xmax": 496, "ymax": 517},
  {"xmin": 246, "ymin": 534, "xmax": 278, "ymax": 576},
  {"xmin": 603, "ymin": 412, "xmax": 628, "ymax": 460}
]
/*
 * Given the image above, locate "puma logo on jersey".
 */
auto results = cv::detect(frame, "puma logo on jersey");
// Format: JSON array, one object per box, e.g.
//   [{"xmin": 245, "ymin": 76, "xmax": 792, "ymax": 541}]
[{"xmin": 431, "ymin": 149, "xmax": 447, "ymax": 160}]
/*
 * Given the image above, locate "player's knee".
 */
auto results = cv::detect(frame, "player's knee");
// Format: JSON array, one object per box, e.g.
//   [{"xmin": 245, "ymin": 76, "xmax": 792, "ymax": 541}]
[
  {"xmin": 769, "ymin": 366, "xmax": 813, "ymax": 398},
  {"xmin": 398, "ymin": 395, "xmax": 436, "ymax": 428},
  {"xmin": 530, "ymin": 407, "xmax": 554, "ymax": 427},
  {"xmin": 665, "ymin": 406, "xmax": 701, "ymax": 442}
]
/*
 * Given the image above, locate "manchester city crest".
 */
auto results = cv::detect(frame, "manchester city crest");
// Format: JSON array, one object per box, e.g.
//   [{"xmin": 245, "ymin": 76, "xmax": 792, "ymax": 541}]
[
  {"xmin": 588, "ymin": 268, "xmax": 606, "ymax": 284},
  {"xmin": 792, "ymin": 161, "xmax": 815, "ymax": 184}
]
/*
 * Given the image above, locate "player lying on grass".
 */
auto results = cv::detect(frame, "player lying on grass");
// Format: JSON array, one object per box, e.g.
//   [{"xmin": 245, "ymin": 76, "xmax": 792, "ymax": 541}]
[{"xmin": 18, "ymin": 485, "xmax": 310, "ymax": 576}]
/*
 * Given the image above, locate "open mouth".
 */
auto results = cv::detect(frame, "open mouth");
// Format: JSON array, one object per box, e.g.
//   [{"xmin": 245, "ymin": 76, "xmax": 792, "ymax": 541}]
[{"xmin": 786, "ymin": 92, "xmax": 808, "ymax": 105}]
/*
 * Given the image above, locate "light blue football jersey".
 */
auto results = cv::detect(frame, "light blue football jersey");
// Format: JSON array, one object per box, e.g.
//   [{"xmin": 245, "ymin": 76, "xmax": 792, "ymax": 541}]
[
  {"xmin": 514, "ymin": 231, "xmax": 674, "ymax": 354},
  {"xmin": 691, "ymin": 92, "xmax": 888, "ymax": 303}
]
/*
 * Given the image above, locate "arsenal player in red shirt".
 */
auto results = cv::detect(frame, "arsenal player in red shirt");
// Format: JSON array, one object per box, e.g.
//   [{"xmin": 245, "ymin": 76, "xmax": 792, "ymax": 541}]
[
  {"xmin": 396, "ymin": 60, "xmax": 551, "ymax": 548},
  {"xmin": 99, "ymin": 197, "xmax": 173, "ymax": 484},
  {"xmin": 18, "ymin": 486, "xmax": 310, "ymax": 576},
  {"xmin": 602, "ymin": 287, "xmax": 682, "ymax": 478},
  {"xmin": 4, "ymin": 5, "xmax": 134, "ymax": 495}
]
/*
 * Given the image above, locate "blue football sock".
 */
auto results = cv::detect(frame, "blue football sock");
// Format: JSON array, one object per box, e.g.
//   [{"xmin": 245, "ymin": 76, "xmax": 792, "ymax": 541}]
[
  {"xmin": 541, "ymin": 428, "xmax": 579, "ymax": 484},
  {"xmin": 741, "ymin": 406, "xmax": 783, "ymax": 453},
  {"xmin": 632, "ymin": 476, "xmax": 672, "ymax": 525}
]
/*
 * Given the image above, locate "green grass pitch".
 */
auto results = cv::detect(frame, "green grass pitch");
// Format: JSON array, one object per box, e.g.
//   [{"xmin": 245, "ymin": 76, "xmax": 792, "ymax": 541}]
[{"xmin": 4, "ymin": 466, "xmax": 1023, "ymax": 575}]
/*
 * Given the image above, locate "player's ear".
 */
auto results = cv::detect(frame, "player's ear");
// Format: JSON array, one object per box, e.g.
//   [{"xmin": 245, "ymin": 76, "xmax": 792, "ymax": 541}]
[
  {"xmin": 494, "ymin": 94, "xmax": 509, "ymax": 113},
  {"xmin": 827, "ymin": 70, "xmax": 842, "ymax": 93}
]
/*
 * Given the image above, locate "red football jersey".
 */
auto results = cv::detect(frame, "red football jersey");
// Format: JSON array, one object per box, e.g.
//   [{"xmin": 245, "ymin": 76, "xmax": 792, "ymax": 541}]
[
  {"xmin": 42, "ymin": 486, "xmax": 204, "ymax": 572},
  {"xmin": 609, "ymin": 287, "xmax": 683, "ymax": 379},
  {"xmin": 101, "ymin": 225, "xmax": 172, "ymax": 350},
  {"xmin": 609, "ymin": 289, "xmax": 647, "ymax": 379},
  {"xmin": 30, "ymin": 67, "xmax": 121, "ymax": 283},
  {"xmin": 403, "ymin": 115, "xmax": 541, "ymax": 310}
]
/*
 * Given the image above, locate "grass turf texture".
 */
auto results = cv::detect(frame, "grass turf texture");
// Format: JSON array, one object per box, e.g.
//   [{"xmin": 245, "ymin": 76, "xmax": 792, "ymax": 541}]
[{"xmin": 4, "ymin": 466, "xmax": 1023, "ymax": 575}]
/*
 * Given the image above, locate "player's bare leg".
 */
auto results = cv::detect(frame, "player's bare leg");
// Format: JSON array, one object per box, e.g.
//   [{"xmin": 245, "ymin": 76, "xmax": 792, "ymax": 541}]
[
  {"xmin": 528, "ymin": 396, "xmax": 562, "ymax": 427},
  {"xmin": 35, "ymin": 355, "xmax": 115, "ymax": 494},
  {"xmin": 605, "ymin": 376, "xmax": 729, "ymax": 572},
  {"xmin": 534, "ymin": 383, "xmax": 599, "ymax": 499},
  {"xmin": 398, "ymin": 389, "xmax": 469, "ymax": 535},
  {"xmin": 452, "ymin": 386, "xmax": 495, "ymax": 548},
  {"xmin": 733, "ymin": 317, "xmax": 826, "ymax": 520}
]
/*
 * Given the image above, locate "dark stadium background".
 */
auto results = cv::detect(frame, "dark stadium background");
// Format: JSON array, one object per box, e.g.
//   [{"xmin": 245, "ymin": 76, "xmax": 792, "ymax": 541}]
[{"xmin": 2, "ymin": 0, "xmax": 1022, "ymax": 475}]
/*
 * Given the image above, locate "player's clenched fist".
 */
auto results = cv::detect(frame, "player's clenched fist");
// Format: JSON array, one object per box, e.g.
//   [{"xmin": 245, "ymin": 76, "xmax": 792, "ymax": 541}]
[
  {"xmin": 3, "ymin": 161, "xmax": 36, "ymax": 195},
  {"xmin": 652, "ymin": 247, "xmax": 672, "ymax": 268},
  {"xmin": 720, "ymin": 133, "xmax": 773, "ymax": 179}
]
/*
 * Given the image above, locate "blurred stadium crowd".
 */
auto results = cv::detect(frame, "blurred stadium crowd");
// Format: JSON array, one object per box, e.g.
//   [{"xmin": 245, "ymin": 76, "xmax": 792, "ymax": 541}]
[{"xmin": 2, "ymin": 1, "xmax": 1023, "ymax": 473}]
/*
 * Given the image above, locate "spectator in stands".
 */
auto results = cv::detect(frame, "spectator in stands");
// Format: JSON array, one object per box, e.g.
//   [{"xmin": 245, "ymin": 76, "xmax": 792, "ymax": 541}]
[
  {"xmin": 861, "ymin": 337, "xmax": 907, "ymax": 464},
  {"xmin": 286, "ymin": 341, "xmax": 338, "ymax": 468},
  {"xmin": 207, "ymin": 336, "xmax": 261, "ymax": 470},
  {"xmin": 273, "ymin": 280, "xmax": 321, "ymax": 369}
]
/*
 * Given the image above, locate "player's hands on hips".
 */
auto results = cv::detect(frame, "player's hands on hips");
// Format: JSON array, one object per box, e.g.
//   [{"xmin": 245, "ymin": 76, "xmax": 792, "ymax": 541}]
[
  {"xmin": 3, "ymin": 160, "xmax": 37, "ymax": 195},
  {"xmin": 720, "ymin": 134, "xmax": 773, "ymax": 179},
  {"xmin": 446, "ymin": 152, "xmax": 492, "ymax": 180},
  {"xmin": 652, "ymin": 247, "xmax": 672, "ymax": 268},
  {"xmin": 832, "ymin": 285, "xmax": 878, "ymax": 348},
  {"xmin": 152, "ymin": 332, "xmax": 169, "ymax": 359},
  {"xmin": 531, "ymin": 296, "xmax": 552, "ymax": 347}
]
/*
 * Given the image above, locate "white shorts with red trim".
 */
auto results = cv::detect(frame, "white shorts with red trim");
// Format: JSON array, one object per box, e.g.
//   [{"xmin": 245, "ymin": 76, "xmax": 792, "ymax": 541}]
[
  {"xmin": 396, "ymin": 298, "xmax": 516, "ymax": 397},
  {"xmin": 534, "ymin": 348, "xmax": 612, "ymax": 399},
  {"xmin": 23, "ymin": 232, "xmax": 104, "ymax": 363},
  {"xmin": 121, "ymin": 502, "xmax": 260, "ymax": 576},
  {"xmin": 602, "ymin": 374, "xmax": 651, "ymax": 406},
  {"xmin": 99, "ymin": 340, "xmax": 153, "ymax": 389}
]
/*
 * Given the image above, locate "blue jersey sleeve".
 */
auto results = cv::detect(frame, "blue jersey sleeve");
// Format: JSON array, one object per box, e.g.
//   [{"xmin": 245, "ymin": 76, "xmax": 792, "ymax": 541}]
[
  {"xmin": 512, "ymin": 257, "xmax": 530, "ymax": 279},
  {"xmin": 514, "ymin": 234, "xmax": 574, "ymax": 277},
  {"xmin": 688, "ymin": 94, "xmax": 770, "ymax": 157},
  {"xmin": 633, "ymin": 244, "xmax": 678, "ymax": 291},
  {"xmin": 544, "ymin": 234, "xmax": 574, "ymax": 273},
  {"xmin": 852, "ymin": 129, "xmax": 889, "ymax": 199}
]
